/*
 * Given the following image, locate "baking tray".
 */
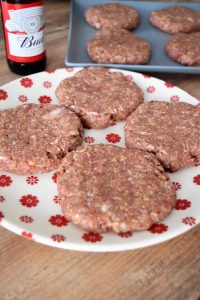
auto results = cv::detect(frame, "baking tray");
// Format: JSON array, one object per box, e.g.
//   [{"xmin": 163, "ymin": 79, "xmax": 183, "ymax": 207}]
[{"xmin": 65, "ymin": 0, "xmax": 200, "ymax": 74}]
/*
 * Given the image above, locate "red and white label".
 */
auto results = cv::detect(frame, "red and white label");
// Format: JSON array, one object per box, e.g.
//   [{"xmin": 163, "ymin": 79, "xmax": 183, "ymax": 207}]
[{"xmin": 1, "ymin": 1, "xmax": 46, "ymax": 63}]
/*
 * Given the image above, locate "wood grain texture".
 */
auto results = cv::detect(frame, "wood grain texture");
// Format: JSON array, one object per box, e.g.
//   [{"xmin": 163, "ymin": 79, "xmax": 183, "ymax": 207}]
[{"xmin": 0, "ymin": 1, "xmax": 200, "ymax": 300}]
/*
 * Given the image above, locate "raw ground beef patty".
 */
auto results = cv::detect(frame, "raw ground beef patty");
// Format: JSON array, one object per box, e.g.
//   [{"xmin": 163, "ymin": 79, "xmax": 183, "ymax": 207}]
[
  {"xmin": 57, "ymin": 144, "xmax": 176, "ymax": 233},
  {"xmin": 166, "ymin": 32, "xmax": 200, "ymax": 66},
  {"xmin": 87, "ymin": 29, "xmax": 151, "ymax": 65},
  {"xmin": 0, "ymin": 104, "xmax": 83, "ymax": 174},
  {"xmin": 56, "ymin": 67, "xmax": 144, "ymax": 128},
  {"xmin": 150, "ymin": 6, "xmax": 200, "ymax": 34},
  {"xmin": 125, "ymin": 101, "xmax": 200, "ymax": 172},
  {"xmin": 85, "ymin": 3, "xmax": 139, "ymax": 30}
]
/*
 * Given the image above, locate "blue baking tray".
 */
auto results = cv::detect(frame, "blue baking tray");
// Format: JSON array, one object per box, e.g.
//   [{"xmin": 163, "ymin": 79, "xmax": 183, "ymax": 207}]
[{"xmin": 65, "ymin": 0, "xmax": 200, "ymax": 74}]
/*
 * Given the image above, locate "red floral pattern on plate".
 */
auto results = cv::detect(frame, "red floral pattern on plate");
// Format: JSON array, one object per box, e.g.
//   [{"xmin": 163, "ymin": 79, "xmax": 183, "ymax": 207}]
[
  {"xmin": 26, "ymin": 176, "xmax": 39, "ymax": 185},
  {"xmin": 38, "ymin": 95, "xmax": 52, "ymax": 104},
  {"xmin": 52, "ymin": 172, "xmax": 57, "ymax": 183},
  {"xmin": 21, "ymin": 231, "xmax": 33, "ymax": 239},
  {"xmin": 0, "ymin": 89, "xmax": 8, "ymax": 100},
  {"xmin": 182, "ymin": 217, "xmax": 196, "ymax": 226},
  {"xmin": 170, "ymin": 95, "xmax": 180, "ymax": 103},
  {"xmin": 66, "ymin": 67, "xmax": 73, "ymax": 72},
  {"xmin": 165, "ymin": 82, "xmax": 174, "ymax": 88},
  {"xmin": 143, "ymin": 74, "xmax": 151, "ymax": 78},
  {"xmin": 0, "ymin": 211, "xmax": 4, "ymax": 222},
  {"xmin": 46, "ymin": 69, "xmax": 55, "ymax": 73},
  {"xmin": 0, "ymin": 175, "xmax": 12, "ymax": 187},
  {"xmin": 82, "ymin": 232, "xmax": 103, "ymax": 243},
  {"xmin": 118, "ymin": 231, "xmax": 133, "ymax": 238},
  {"xmin": 84, "ymin": 136, "xmax": 95, "ymax": 143},
  {"xmin": 106, "ymin": 133, "xmax": 121, "ymax": 143},
  {"xmin": 53, "ymin": 195, "xmax": 61, "ymax": 205},
  {"xmin": 175, "ymin": 199, "xmax": 191, "ymax": 210},
  {"xmin": 173, "ymin": 182, "xmax": 182, "ymax": 190},
  {"xmin": 20, "ymin": 77, "xmax": 33, "ymax": 88},
  {"xmin": 146, "ymin": 86, "xmax": 155, "ymax": 93},
  {"xmin": 193, "ymin": 174, "xmax": 200, "ymax": 185},
  {"xmin": 43, "ymin": 81, "xmax": 52, "ymax": 88},
  {"xmin": 19, "ymin": 215, "xmax": 34, "ymax": 223},
  {"xmin": 148, "ymin": 223, "xmax": 168, "ymax": 234},
  {"xmin": 20, "ymin": 195, "xmax": 39, "ymax": 208},
  {"xmin": 51, "ymin": 234, "xmax": 66, "ymax": 242},
  {"xmin": 49, "ymin": 215, "xmax": 69, "ymax": 227},
  {"xmin": 0, "ymin": 195, "xmax": 5, "ymax": 202},
  {"xmin": 18, "ymin": 95, "xmax": 28, "ymax": 102},
  {"xmin": 0, "ymin": 69, "xmax": 199, "ymax": 251}
]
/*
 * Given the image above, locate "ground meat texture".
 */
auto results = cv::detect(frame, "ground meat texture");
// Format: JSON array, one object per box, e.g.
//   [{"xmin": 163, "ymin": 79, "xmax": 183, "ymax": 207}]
[
  {"xmin": 56, "ymin": 68, "xmax": 144, "ymax": 129},
  {"xmin": 0, "ymin": 104, "xmax": 83, "ymax": 174},
  {"xmin": 166, "ymin": 32, "xmax": 200, "ymax": 66},
  {"xmin": 85, "ymin": 3, "xmax": 139, "ymax": 30},
  {"xmin": 57, "ymin": 144, "xmax": 176, "ymax": 233},
  {"xmin": 150, "ymin": 6, "xmax": 200, "ymax": 34},
  {"xmin": 125, "ymin": 101, "xmax": 200, "ymax": 172},
  {"xmin": 87, "ymin": 29, "xmax": 151, "ymax": 65}
]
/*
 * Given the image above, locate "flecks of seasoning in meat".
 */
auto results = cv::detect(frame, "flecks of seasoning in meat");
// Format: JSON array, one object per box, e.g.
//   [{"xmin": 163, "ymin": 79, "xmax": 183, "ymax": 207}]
[
  {"xmin": 46, "ymin": 151, "xmax": 54, "ymax": 160},
  {"xmin": 28, "ymin": 160, "xmax": 36, "ymax": 166},
  {"xmin": 85, "ymin": 3, "xmax": 139, "ymax": 30},
  {"xmin": 57, "ymin": 144, "xmax": 176, "ymax": 233},
  {"xmin": 56, "ymin": 151, "xmax": 66, "ymax": 160},
  {"xmin": 87, "ymin": 29, "xmax": 151, "ymax": 65},
  {"xmin": 0, "ymin": 104, "xmax": 83, "ymax": 174},
  {"xmin": 189, "ymin": 152, "xmax": 199, "ymax": 163},
  {"xmin": 150, "ymin": 6, "xmax": 200, "ymax": 34},
  {"xmin": 125, "ymin": 101, "xmax": 200, "ymax": 171},
  {"xmin": 166, "ymin": 32, "xmax": 200, "ymax": 66},
  {"xmin": 56, "ymin": 67, "xmax": 144, "ymax": 128}
]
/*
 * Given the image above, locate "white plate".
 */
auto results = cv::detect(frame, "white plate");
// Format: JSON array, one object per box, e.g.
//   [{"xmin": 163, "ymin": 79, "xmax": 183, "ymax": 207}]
[{"xmin": 0, "ymin": 68, "xmax": 199, "ymax": 252}]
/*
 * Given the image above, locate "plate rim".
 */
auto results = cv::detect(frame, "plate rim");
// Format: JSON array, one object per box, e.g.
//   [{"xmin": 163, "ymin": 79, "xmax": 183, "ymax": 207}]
[{"xmin": 0, "ymin": 67, "xmax": 199, "ymax": 252}]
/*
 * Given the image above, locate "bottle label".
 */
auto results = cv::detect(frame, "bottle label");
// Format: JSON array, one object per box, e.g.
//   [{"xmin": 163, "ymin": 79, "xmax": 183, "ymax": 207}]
[{"xmin": 1, "ymin": 1, "xmax": 46, "ymax": 62}]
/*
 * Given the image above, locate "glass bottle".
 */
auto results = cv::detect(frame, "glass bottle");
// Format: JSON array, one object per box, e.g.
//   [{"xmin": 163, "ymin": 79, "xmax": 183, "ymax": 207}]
[{"xmin": 1, "ymin": 0, "xmax": 46, "ymax": 75}]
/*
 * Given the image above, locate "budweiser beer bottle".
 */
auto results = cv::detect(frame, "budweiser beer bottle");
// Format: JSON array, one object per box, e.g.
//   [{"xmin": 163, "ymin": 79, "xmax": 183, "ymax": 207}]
[{"xmin": 1, "ymin": 0, "xmax": 46, "ymax": 75}]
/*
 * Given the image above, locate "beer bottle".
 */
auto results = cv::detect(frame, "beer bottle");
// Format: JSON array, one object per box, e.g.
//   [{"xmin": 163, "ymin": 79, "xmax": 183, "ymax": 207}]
[{"xmin": 1, "ymin": 0, "xmax": 46, "ymax": 75}]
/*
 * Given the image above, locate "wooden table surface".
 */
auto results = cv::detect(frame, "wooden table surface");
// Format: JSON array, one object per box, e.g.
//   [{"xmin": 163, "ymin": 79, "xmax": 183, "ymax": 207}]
[{"xmin": 0, "ymin": 1, "xmax": 200, "ymax": 299}]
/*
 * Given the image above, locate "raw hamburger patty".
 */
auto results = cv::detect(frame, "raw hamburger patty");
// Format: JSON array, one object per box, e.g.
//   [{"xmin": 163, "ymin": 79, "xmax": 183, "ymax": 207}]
[
  {"xmin": 125, "ymin": 101, "xmax": 200, "ymax": 172},
  {"xmin": 150, "ymin": 6, "xmax": 200, "ymax": 34},
  {"xmin": 85, "ymin": 3, "xmax": 139, "ymax": 30},
  {"xmin": 56, "ymin": 68, "xmax": 143, "ymax": 128},
  {"xmin": 87, "ymin": 29, "xmax": 151, "ymax": 64},
  {"xmin": 0, "ymin": 104, "xmax": 83, "ymax": 174},
  {"xmin": 166, "ymin": 32, "xmax": 200, "ymax": 66},
  {"xmin": 57, "ymin": 144, "xmax": 176, "ymax": 233}
]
